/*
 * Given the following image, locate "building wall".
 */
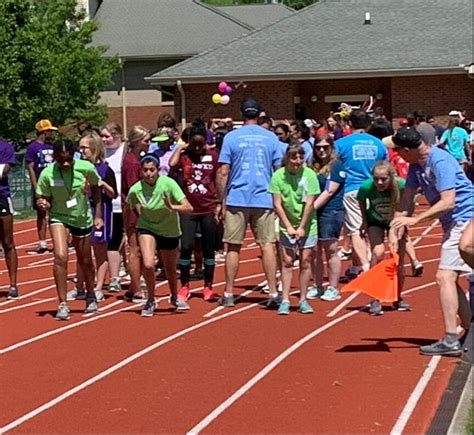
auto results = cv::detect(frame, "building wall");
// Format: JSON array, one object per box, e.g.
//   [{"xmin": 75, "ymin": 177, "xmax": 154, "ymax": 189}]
[{"xmin": 107, "ymin": 105, "xmax": 174, "ymax": 133}]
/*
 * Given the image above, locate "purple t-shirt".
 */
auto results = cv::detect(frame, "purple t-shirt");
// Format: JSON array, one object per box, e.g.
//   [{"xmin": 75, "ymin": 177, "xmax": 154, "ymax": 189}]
[
  {"xmin": 25, "ymin": 140, "xmax": 54, "ymax": 178},
  {"xmin": 0, "ymin": 140, "xmax": 16, "ymax": 197}
]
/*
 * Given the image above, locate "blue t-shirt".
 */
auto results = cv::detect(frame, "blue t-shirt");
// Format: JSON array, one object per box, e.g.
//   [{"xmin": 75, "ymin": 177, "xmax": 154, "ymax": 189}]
[
  {"xmin": 335, "ymin": 132, "xmax": 387, "ymax": 193},
  {"xmin": 279, "ymin": 141, "xmax": 288, "ymax": 159},
  {"xmin": 406, "ymin": 146, "xmax": 474, "ymax": 229},
  {"xmin": 219, "ymin": 124, "xmax": 281, "ymax": 208},
  {"xmin": 301, "ymin": 139, "xmax": 313, "ymax": 163},
  {"xmin": 316, "ymin": 160, "xmax": 346, "ymax": 219},
  {"xmin": 440, "ymin": 127, "xmax": 469, "ymax": 161}
]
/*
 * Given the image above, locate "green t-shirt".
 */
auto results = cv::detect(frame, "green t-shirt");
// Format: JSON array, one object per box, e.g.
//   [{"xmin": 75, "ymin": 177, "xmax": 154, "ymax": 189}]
[
  {"xmin": 357, "ymin": 177, "xmax": 406, "ymax": 227},
  {"xmin": 36, "ymin": 159, "xmax": 100, "ymax": 229},
  {"xmin": 268, "ymin": 166, "xmax": 320, "ymax": 236},
  {"xmin": 126, "ymin": 176, "xmax": 185, "ymax": 237}
]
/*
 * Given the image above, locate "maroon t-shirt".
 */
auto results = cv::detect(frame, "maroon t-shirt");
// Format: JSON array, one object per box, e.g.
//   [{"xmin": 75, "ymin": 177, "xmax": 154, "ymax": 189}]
[
  {"xmin": 121, "ymin": 152, "xmax": 141, "ymax": 229},
  {"xmin": 178, "ymin": 150, "xmax": 218, "ymax": 214}
]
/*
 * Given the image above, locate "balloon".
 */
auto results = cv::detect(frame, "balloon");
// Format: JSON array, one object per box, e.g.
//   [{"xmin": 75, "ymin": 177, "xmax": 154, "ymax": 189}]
[
  {"xmin": 220, "ymin": 95, "xmax": 230, "ymax": 105},
  {"xmin": 218, "ymin": 81, "xmax": 228, "ymax": 93},
  {"xmin": 212, "ymin": 93, "xmax": 221, "ymax": 104},
  {"xmin": 225, "ymin": 85, "xmax": 233, "ymax": 96}
]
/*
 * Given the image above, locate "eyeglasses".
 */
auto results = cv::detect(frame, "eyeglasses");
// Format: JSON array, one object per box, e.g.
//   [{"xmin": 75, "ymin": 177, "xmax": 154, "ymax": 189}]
[{"xmin": 315, "ymin": 145, "xmax": 330, "ymax": 151}]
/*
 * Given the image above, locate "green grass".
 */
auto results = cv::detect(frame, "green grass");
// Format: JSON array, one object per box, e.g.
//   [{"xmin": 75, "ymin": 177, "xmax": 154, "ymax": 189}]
[
  {"xmin": 466, "ymin": 401, "xmax": 473, "ymax": 435},
  {"xmin": 14, "ymin": 209, "xmax": 36, "ymax": 220}
]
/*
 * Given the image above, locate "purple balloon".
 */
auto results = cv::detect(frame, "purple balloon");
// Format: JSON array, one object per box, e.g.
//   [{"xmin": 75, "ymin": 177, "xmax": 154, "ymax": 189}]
[{"xmin": 225, "ymin": 85, "xmax": 233, "ymax": 96}]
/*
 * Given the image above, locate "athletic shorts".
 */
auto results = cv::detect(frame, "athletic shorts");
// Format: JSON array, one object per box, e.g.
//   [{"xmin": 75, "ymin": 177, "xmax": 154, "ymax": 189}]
[
  {"xmin": 0, "ymin": 195, "xmax": 13, "ymax": 217},
  {"xmin": 108, "ymin": 212, "xmax": 124, "ymax": 251},
  {"xmin": 137, "ymin": 228, "xmax": 180, "ymax": 251},
  {"xmin": 343, "ymin": 190, "xmax": 364, "ymax": 236},
  {"xmin": 49, "ymin": 220, "xmax": 92, "ymax": 238},
  {"xmin": 279, "ymin": 232, "xmax": 317, "ymax": 250},
  {"xmin": 223, "ymin": 206, "xmax": 276, "ymax": 245},
  {"xmin": 318, "ymin": 211, "xmax": 344, "ymax": 241},
  {"xmin": 439, "ymin": 220, "xmax": 473, "ymax": 273}
]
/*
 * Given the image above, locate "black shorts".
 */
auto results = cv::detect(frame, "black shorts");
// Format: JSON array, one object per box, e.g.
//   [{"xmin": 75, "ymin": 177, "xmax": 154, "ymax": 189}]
[
  {"xmin": 0, "ymin": 196, "xmax": 13, "ymax": 217},
  {"xmin": 108, "ymin": 212, "xmax": 124, "ymax": 251},
  {"xmin": 137, "ymin": 228, "xmax": 180, "ymax": 250},
  {"xmin": 49, "ymin": 220, "xmax": 92, "ymax": 238}
]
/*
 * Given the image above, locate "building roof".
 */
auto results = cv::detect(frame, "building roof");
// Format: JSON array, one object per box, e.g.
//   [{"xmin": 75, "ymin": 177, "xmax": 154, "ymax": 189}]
[
  {"xmin": 214, "ymin": 3, "xmax": 294, "ymax": 29},
  {"xmin": 148, "ymin": 0, "xmax": 474, "ymax": 85},
  {"xmin": 92, "ymin": 0, "xmax": 252, "ymax": 59}
]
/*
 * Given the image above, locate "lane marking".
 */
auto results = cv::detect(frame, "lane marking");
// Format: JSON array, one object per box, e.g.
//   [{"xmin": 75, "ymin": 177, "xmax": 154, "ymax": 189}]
[
  {"xmin": 0, "ymin": 297, "xmax": 56, "ymax": 314},
  {"xmin": 0, "ymin": 284, "xmax": 59, "ymax": 307}
]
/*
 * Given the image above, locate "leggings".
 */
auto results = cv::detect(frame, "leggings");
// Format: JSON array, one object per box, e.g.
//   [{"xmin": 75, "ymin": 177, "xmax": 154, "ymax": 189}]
[{"xmin": 179, "ymin": 213, "xmax": 216, "ymax": 287}]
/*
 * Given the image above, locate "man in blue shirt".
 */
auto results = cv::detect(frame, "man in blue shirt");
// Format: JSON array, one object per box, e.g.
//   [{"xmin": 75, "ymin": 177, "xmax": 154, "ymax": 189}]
[
  {"xmin": 335, "ymin": 110, "xmax": 387, "ymax": 280},
  {"xmin": 216, "ymin": 97, "xmax": 281, "ymax": 307},
  {"xmin": 387, "ymin": 127, "xmax": 474, "ymax": 356}
]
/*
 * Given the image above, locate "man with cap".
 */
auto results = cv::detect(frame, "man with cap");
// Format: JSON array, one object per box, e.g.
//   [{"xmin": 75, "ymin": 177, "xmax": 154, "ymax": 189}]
[
  {"xmin": 25, "ymin": 119, "xmax": 58, "ymax": 253},
  {"xmin": 216, "ymin": 97, "xmax": 282, "ymax": 307},
  {"xmin": 386, "ymin": 126, "xmax": 473, "ymax": 356}
]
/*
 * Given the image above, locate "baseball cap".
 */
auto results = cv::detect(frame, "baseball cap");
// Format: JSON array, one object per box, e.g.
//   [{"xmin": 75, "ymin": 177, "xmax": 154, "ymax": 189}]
[
  {"xmin": 448, "ymin": 110, "xmax": 461, "ymax": 117},
  {"xmin": 240, "ymin": 97, "xmax": 261, "ymax": 117},
  {"xmin": 382, "ymin": 126, "xmax": 422, "ymax": 149},
  {"xmin": 35, "ymin": 119, "xmax": 58, "ymax": 133},
  {"xmin": 151, "ymin": 127, "xmax": 173, "ymax": 142},
  {"xmin": 304, "ymin": 119, "xmax": 317, "ymax": 128}
]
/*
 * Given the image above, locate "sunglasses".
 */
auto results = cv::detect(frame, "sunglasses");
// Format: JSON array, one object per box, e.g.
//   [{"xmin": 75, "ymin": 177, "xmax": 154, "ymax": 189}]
[{"xmin": 315, "ymin": 145, "xmax": 330, "ymax": 151}]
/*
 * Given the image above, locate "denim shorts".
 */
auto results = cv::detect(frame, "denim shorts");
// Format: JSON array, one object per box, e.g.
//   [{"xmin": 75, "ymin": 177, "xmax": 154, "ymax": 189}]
[
  {"xmin": 318, "ymin": 212, "xmax": 344, "ymax": 241},
  {"xmin": 279, "ymin": 232, "xmax": 317, "ymax": 250}
]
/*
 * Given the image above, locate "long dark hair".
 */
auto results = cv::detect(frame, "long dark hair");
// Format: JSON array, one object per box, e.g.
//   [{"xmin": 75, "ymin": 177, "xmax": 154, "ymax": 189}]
[{"xmin": 309, "ymin": 134, "xmax": 337, "ymax": 176}]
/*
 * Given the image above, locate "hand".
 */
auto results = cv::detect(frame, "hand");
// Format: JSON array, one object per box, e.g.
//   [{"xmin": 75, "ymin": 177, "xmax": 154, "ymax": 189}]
[
  {"xmin": 287, "ymin": 226, "xmax": 297, "ymax": 238},
  {"xmin": 391, "ymin": 216, "xmax": 418, "ymax": 230},
  {"xmin": 360, "ymin": 224, "xmax": 368, "ymax": 238},
  {"xmin": 388, "ymin": 231, "xmax": 399, "ymax": 254},
  {"xmin": 295, "ymin": 226, "xmax": 305, "ymax": 240},
  {"xmin": 214, "ymin": 203, "xmax": 222, "ymax": 223},
  {"xmin": 94, "ymin": 217, "xmax": 104, "ymax": 229},
  {"xmin": 163, "ymin": 194, "xmax": 174, "ymax": 211},
  {"xmin": 36, "ymin": 198, "xmax": 50, "ymax": 211}
]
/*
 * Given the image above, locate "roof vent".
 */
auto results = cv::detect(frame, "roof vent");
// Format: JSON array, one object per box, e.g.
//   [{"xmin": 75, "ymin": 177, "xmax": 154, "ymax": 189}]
[{"xmin": 364, "ymin": 12, "xmax": 371, "ymax": 25}]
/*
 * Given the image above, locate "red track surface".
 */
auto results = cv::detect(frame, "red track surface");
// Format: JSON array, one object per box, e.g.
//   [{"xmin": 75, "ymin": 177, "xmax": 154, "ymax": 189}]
[{"xmin": 0, "ymin": 217, "xmax": 463, "ymax": 433}]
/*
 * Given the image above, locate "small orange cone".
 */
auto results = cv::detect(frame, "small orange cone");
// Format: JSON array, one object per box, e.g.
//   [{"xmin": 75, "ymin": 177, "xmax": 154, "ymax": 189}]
[{"xmin": 342, "ymin": 254, "xmax": 399, "ymax": 302}]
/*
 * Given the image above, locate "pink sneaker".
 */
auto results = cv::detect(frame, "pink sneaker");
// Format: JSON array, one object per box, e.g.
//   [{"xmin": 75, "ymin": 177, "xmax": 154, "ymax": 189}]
[
  {"xmin": 177, "ymin": 285, "xmax": 190, "ymax": 301},
  {"xmin": 202, "ymin": 286, "xmax": 214, "ymax": 301}
]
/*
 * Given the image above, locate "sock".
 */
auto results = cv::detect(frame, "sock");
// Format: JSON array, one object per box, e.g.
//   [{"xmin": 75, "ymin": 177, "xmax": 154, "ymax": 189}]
[
  {"xmin": 361, "ymin": 263, "xmax": 370, "ymax": 272},
  {"xmin": 444, "ymin": 332, "xmax": 459, "ymax": 344},
  {"xmin": 224, "ymin": 291, "xmax": 233, "ymax": 298}
]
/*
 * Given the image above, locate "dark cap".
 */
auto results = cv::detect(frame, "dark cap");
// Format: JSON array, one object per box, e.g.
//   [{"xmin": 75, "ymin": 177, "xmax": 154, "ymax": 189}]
[
  {"xmin": 240, "ymin": 97, "xmax": 261, "ymax": 117},
  {"xmin": 382, "ymin": 126, "xmax": 422, "ymax": 149}
]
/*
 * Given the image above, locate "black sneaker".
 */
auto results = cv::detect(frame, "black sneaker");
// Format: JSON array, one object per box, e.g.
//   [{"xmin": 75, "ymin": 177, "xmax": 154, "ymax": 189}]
[
  {"xmin": 419, "ymin": 338, "xmax": 463, "ymax": 357},
  {"xmin": 7, "ymin": 285, "xmax": 19, "ymax": 299},
  {"xmin": 392, "ymin": 300, "xmax": 411, "ymax": 311}
]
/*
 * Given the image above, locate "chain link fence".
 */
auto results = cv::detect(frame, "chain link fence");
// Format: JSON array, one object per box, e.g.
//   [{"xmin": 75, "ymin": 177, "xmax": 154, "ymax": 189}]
[{"xmin": 10, "ymin": 152, "xmax": 33, "ymax": 214}]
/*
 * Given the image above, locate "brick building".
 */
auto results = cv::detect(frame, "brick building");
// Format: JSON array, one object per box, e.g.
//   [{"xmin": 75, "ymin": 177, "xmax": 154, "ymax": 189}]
[{"xmin": 147, "ymin": 0, "xmax": 474, "ymax": 128}]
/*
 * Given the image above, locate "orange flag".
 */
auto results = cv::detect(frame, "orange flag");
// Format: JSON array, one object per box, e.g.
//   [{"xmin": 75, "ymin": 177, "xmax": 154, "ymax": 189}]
[{"xmin": 341, "ymin": 254, "xmax": 399, "ymax": 302}]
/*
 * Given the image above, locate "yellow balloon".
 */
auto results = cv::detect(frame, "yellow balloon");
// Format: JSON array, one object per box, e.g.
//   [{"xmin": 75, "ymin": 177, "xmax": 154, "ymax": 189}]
[{"xmin": 212, "ymin": 93, "xmax": 221, "ymax": 104}]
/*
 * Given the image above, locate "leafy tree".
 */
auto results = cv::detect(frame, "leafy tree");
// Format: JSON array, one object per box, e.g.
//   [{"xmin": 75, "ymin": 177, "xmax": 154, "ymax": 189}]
[{"xmin": 0, "ymin": 0, "xmax": 118, "ymax": 144}]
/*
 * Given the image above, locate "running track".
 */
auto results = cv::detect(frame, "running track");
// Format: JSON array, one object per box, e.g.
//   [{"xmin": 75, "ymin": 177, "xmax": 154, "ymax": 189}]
[{"xmin": 0, "ymin": 216, "xmax": 469, "ymax": 433}]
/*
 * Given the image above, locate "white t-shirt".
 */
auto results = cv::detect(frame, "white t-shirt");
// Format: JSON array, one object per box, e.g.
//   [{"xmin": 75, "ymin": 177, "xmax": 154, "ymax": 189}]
[{"xmin": 105, "ymin": 143, "xmax": 125, "ymax": 212}]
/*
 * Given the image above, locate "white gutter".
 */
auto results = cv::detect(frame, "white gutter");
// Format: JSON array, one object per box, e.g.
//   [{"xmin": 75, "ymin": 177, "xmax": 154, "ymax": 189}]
[{"xmin": 176, "ymin": 80, "xmax": 186, "ymax": 130}]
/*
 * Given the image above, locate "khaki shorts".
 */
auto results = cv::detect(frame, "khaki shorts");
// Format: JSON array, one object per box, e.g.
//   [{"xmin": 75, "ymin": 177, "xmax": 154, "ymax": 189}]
[
  {"xmin": 343, "ymin": 190, "xmax": 364, "ymax": 236},
  {"xmin": 223, "ymin": 206, "xmax": 276, "ymax": 245},
  {"xmin": 439, "ymin": 220, "xmax": 473, "ymax": 273}
]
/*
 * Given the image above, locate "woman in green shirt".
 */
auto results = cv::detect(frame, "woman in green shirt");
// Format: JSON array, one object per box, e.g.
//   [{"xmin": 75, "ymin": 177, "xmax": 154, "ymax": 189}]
[
  {"xmin": 127, "ymin": 154, "xmax": 193, "ymax": 317},
  {"xmin": 36, "ymin": 140, "xmax": 103, "ymax": 320}
]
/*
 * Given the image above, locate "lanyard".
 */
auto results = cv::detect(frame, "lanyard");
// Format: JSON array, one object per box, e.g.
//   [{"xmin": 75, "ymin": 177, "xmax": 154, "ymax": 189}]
[{"xmin": 58, "ymin": 165, "xmax": 74, "ymax": 199}]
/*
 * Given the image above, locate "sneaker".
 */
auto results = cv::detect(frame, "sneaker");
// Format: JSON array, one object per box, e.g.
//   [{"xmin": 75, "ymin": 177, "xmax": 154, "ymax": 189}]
[
  {"xmin": 95, "ymin": 289, "xmax": 105, "ymax": 302},
  {"xmin": 7, "ymin": 285, "xmax": 19, "ymax": 299},
  {"xmin": 320, "ymin": 286, "xmax": 341, "ymax": 302},
  {"xmin": 203, "ymin": 286, "xmax": 214, "ymax": 301},
  {"xmin": 266, "ymin": 293, "xmax": 282, "ymax": 309},
  {"xmin": 132, "ymin": 291, "xmax": 147, "ymax": 303},
  {"xmin": 55, "ymin": 302, "xmax": 70, "ymax": 320},
  {"xmin": 369, "ymin": 299, "xmax": 383, "ymax": 316},
  {"xmin": 107, "ymin": 277, "xmax": 121, "ymax": 293},
  {"xmin": 345, "ymin": 265, "xmax": 362, "ymax": 281},
  {"xmin": 177, "ymin": 285, "xmax": 190, "ymax": 301},
  {"xmin": 338, "ymin": 249, "xmax": 352, "ymax": 261},
  {"xmin": 306, "ymin": 285, "xmax": 323, "ymax": 299},
  {"xmin": 278, "ymin": 300, "xmax": 290, "ymax": 315},
  {"xmin": 170, "ymin": 295, "xmax": 190, "ymax": 311},
  {"xmin": 66, "ymin": 288, "xmax": 86, "ymax": 301},
  {"xmin": 84, "ymin": 295, "xmax": 98, "ymax": 313},
  {"xmin": 411, "ymin": 260, "xmax": 424, "ymax": 277},
  {"xmin": 419, "ymin": 337, "xmax": 463, "ymax": 357},
  {"xmin": 217, "ymin": 294, "xmax": 235, "ymax": 307},
  {"xmin": 141, "ymin": 299, "xmax": 155, "ymax": 317},
  {"xmin": 298, "ymin": 299, "xmax": 314, "ymax": 314},
  {"xmin": 393, "ymin": 299, "xmax": 411, "ymax": 311},
  {"xmin": 123, "ymin": 291, "xmax": 134, "ymax": 303},
  {"xmin": 215, "ymin": 252, "xmax": 226, "ymax": 262},
  {"xmin": 37, "ymin": 243, "xmax": 49, "ymax": 254}
]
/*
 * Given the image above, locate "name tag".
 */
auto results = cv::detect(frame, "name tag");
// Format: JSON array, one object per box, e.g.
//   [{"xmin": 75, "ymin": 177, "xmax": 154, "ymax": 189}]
[
  {"xmin": 94, "ymin": 230, "xmax": 103, "ymax": 238},
  {"xmin": 51, "ymin": 179, "xmax": 64, "ymax": 187},
  {"xmin": 66, "ymin": 198, "xmax": 78, "ymax": 209}
]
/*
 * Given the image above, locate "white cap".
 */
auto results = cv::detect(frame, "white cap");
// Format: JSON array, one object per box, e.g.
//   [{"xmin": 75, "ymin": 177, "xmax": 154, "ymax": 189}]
[{"xmin": 304, "ymin": 119, "xmax": 316, "ymax": 128}]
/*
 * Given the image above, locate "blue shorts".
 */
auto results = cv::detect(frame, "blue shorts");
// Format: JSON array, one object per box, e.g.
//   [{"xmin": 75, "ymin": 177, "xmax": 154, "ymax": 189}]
[
  {"xmin": 279, "ymin": 232, "xmax": 317, "ymax": 250},
  {"xmin": 318, "ymin": 212, "xmax": 344, "ymax": 241}
]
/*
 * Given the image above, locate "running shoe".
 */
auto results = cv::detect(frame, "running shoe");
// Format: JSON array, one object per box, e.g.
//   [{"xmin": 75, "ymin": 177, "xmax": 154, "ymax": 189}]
[
  {"xmin": 369, "ymin": 299, "xmax": 383, "ymax": 316},
  {"xmin": 306, "ymin": 285, "xmax": 323, "ymax": 299},
  {"xmin": 217, "ymin": 294, "xmax": 235, "ymax": 307},
  {"xmin": 298, "ymin": 299, "xmax": 314, "ymax": 314},
  {"xmin": 277, "ymin": 300, "xmax": 290, "ymax": 315},
  {"xmin": 419, "ymin": 337, "xmax": 463, "ymax": 357},
  {"xmin": 411, "ymin": 260, "xmax": 424, "ymax": 277},
  {"xmin": 66, "ymin": 288, "xmax": 86, "ymax": 301},
  {"xmin": 56, "ymin": 302, "xmax": 70, "ymax": 320},
  {"xmin": 345, "ymin": 265, "xmax": 362, "ymax": 280},
  {"xmin": 202, "ymin": 286, "xmax": 214, "ymax": 301},
  {"xmin": 392, "ymin": 299, "xmax": 412, "ymax": 311},
  {"xmin": 170, "ymin": 295, "xmax": 190, "ymax": 311},
  {"xmin": 7, "ymin": 285, "xmax": 19, "ymax": 300},
  {"xmin": 177, "ymin": 285, "xmax": 190, "ymax": 301},
  {"xmin": 84, "ymin": 295, "xmax": 98, "ymax": 314},
  {"xmin": 95, "ymin": 289, "xmax": 105, "ymax": 302},
  {"xmin": 132, "ymin": 291, "xmax": 147, "ymax": 303},
  {"xmin": 320, "ymin": 286, "xmax": 341, "ymax": 302},
  {"xmin": 141, "ymin": 299, "xmax": 155, "ymax": 317},
  {"xmin": 123, "ymin": 291, "xmax": 134, "ymax": 303},
  {"xmin": 36, "ymin": 241, "xmax": 49, "ymax": 254},
  {"xmin": 107, "ymin": 277, "xmax": 121, "ymax": 293},
  {"xmin": 266, "ymin": 293, "xmax": 282, "ymax": 309},
  {"xmin": 337, "ymin": 248, "xmax": 352, "ymax": 261}
]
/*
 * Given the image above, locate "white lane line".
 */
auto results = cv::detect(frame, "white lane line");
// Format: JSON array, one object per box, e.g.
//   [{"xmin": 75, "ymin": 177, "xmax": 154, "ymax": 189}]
[
  {"xmin": 187, "ymin": 309, "xmax": 361, "ymax": 434},
  {"xmin": 389, "ymin": 356, "xmax": 441, "ymax": 434},
  {"xmin": 12, "ymin": 227, "xmax": 37, "ymax": 236},
  {"xmin": 28, "ymin": 257, "xmax": 56, "ymax": 267},
  {"xmin": 0, "ymin": 275, "xmax": 65, "ymax": 292},
  {"xmin": 0, "ymin": 299, "xmax": 266, "ymax": 434},
  {"xmin": 412, "ymin": 220, "xmax": 439, "ymax": 245},
  {"xmin": 15, "ymin": 238, "xmax": 52, "ymax": 250},
  {"xmin": 0, "ymin": 284, "xmax": 59, "ymax": 307},
  {"xmin": 82, "ymin": 300, "xmax": 125, "ymax": 317},
  {"xmin": 0, "ymin": 297, "xmax": 56, "ymax": 314}
]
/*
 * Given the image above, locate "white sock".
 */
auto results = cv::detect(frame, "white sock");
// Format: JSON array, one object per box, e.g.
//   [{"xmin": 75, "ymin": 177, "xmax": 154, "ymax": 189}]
[
  {"xmin": 224, "ymin": 291, "xmax": 233, "ymax": 298},
  {"xmin": 361, "ymin": 263, "xmax": 370, "ymax": 272}
]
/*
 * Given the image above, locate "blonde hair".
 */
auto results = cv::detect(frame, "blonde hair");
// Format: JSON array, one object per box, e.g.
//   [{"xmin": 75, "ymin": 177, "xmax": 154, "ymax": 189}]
[
  {"xmin": 127, "ymin": 125, "xmax": 149, "ymax": 149},
  {"xmin": 80, "ymin": 131, "xmax": 104, "ymax": 163},
  {"xmin": 372, "ymin": 160, "xmax": 400, "ymax": 218},
  {"xmin": 101, "ymin": 122, "xmax": 123, "ymax": 140},
  {"xmin": 310, "ymin": 134, "xmax": 338, "ymax": 176}
]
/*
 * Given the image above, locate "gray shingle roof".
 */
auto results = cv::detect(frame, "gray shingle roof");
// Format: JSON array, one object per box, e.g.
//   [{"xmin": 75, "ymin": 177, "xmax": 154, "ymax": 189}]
[
  {"xmin": 92, "ymin": 0, "xmax": 252, "ymax": 58},
  {"xmin": 148, "ymin": 0, "xmax": 474, "ymax": 84},
  {"xmin": 215, "ymin": 4, "xmax": 294, "ymax": 29}
]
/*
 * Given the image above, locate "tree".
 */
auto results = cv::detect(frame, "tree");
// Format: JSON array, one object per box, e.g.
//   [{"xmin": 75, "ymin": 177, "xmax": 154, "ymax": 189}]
[{"xmin": 0, "ymin": 0, "xmax": 119, "ymax": 144}]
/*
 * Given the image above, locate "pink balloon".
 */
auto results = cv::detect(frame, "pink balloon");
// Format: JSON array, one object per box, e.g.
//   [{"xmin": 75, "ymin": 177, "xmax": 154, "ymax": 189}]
[
  {"xmin": 220, "ymin": 95, "xmax": 230, "ymax": 105},
  {"xmin": 218, "ymin": 81, "xmax": 228, "ymax": 93},
  {"xmin": 225, "ymin": 85, "xmax": 233, "ymax": 96}
]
